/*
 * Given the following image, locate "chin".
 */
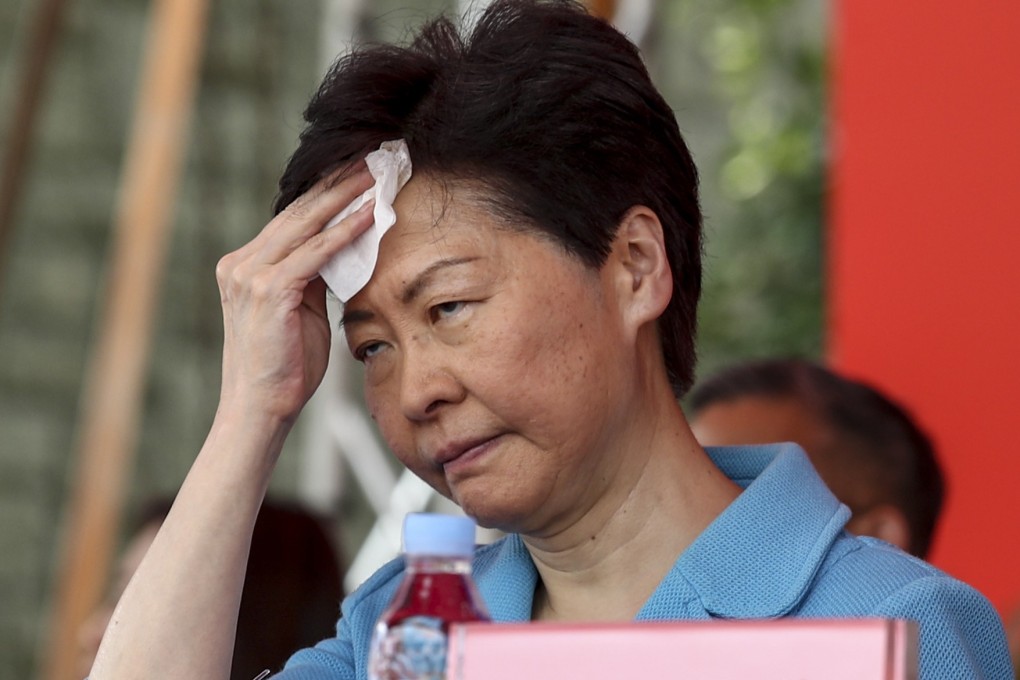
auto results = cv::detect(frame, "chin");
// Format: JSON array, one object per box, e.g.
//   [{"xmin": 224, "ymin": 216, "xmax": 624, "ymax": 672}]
[{"xmin": 454, "ymin": 487, "xmax": 540, "ymax": 535}]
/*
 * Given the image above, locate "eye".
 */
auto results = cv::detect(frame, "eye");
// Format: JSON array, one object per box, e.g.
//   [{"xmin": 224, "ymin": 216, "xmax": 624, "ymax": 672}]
[
  {"xmin": 353, "ymin": 341, "xmax": 387, "ymax": 362},
  {"xmin": 430, "ymin": 300, "xmax": 468, "ymax": 322}
]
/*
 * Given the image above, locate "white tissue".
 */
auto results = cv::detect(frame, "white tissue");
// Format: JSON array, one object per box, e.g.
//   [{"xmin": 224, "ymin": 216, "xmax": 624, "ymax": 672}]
[{"xmin": 319, "ymin": 139, "xmax": 412, "ymax": 302}]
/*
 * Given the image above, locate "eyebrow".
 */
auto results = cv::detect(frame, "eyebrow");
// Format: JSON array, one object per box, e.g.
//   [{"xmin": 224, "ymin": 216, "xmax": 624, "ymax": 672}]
[
  {"xmin": 339, "ymin": 256, "xmax": 480, "ymax": 328},
  {"xmin": 400, "ymin": 256, "xmax": 480, "ymax": 304}
]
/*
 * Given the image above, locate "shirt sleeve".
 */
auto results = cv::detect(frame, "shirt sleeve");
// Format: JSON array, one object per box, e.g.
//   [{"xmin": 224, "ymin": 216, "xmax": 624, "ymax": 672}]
[
  {"xmin": 270, "ymin": 556, "xmax": 403, "ymax": 680},
  {"xmin": 872, "ymin": 575, "xmax": 1015, "ymax": 679},
  {"xmin": 269, "ymin": 613, "xmax": 358, "ymax": 680}
]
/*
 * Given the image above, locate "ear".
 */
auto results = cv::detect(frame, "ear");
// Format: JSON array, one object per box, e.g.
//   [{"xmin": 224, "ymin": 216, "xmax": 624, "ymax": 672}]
[
  {"xmin": 607, "ymin": 205, "xmax": 674, "ymax": 337},
  {"xmin": 846, "ymin": 504, "xmax": 913, "ymax": 554}
]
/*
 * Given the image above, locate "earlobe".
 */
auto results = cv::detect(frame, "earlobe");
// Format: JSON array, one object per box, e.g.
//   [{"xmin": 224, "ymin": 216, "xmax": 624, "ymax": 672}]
[{"xmin": 611, "ymin": 205, "xmax": 673, "ymax": 331}]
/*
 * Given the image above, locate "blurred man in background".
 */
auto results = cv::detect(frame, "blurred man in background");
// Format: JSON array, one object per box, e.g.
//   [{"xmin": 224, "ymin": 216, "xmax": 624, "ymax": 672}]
[
  {"xmin": 77, "ymin": 498, "xmax": 344, "ymax": 680},
  {"xmin": 688, "ymin": 358, "xmax": 943, "ymax": 559}
]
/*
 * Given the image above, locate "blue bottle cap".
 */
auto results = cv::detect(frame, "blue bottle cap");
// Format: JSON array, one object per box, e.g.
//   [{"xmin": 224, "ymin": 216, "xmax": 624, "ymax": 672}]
[{"xmin": 402, "ymin": 513, "xmax": 477, "ymax": 557}]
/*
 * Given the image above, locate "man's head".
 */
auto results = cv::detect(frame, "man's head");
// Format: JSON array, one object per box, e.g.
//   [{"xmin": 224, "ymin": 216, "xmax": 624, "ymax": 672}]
[
  {"xmin": 275, "ymin": 0, "xmax": 703, "ymax": 394},
  {"xmin": 688, "ymin": 358, "xmax": 944, "ymax": 558}
]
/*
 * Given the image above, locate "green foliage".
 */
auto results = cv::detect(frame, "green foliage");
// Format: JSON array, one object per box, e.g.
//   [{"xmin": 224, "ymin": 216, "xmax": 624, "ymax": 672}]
[{"xmin": 651, "ymin": 0, "xmax": 827, "ymax": 384}]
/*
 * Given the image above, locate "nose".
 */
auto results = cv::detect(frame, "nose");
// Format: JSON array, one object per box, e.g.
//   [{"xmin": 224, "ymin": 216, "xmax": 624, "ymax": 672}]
[{"xmin": 398, "ymin": 336, "xmax": 466, "ymax": 421}]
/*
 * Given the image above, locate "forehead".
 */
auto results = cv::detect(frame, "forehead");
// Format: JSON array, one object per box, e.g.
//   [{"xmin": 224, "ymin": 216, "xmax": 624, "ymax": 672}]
[
  {"xmin": 691, "ymin": 395, "xmax": 878, "ymax": 497},
  {"xmin": 381, "ymin": 175, "xmax": 503, "ymax": 257},
  {"xmin": 691, "ymin": 395, "xmax": 829, "ymax": 449},
  {"xmin": 352, "ymin": 176, "xmax": 528, "ymax": 298}
]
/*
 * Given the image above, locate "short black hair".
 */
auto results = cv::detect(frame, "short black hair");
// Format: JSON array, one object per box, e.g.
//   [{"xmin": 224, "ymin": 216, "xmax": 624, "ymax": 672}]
[
  {"xmin": 688, "ymin": 358, "xmax": 945, "ymax": 558},
  {"xmin": 275, "ymin": 0, "xmax": 703, "ymax": 394}
]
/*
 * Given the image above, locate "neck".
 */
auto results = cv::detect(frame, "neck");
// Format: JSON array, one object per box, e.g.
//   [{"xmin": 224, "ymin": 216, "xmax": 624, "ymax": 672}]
[{"xmin": 522, "ymin": 393, "xmax": 741, "ymax": 622}]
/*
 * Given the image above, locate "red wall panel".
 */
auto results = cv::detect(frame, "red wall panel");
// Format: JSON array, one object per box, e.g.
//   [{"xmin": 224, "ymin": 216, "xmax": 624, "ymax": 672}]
[{"xmin": 829, "ymin": 2, "xmax": 1020, "ymax": 613}]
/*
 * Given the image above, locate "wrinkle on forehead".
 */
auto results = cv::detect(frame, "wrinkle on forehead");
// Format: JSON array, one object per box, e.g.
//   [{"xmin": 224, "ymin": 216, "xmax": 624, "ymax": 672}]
[
  {"xmin": 381, "ymin": 176, "xmax": 503, "ymax": 272},
  {"xmin": 356, "ymin": 174, "xmax": 594, "ymax": 310},
  {"xmin": 345, "ymin": 177, "xmax": 501, "ymax": 309},
  {"xmin": 398, "ymin": 172, "xmax": 547, "ymax": 238}
]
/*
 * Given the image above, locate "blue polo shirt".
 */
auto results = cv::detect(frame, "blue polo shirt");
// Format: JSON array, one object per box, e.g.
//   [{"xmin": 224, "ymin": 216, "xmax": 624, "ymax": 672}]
[{"xmin": 279, "ymin": 443, "xmax": 1013, "ymax": 679}]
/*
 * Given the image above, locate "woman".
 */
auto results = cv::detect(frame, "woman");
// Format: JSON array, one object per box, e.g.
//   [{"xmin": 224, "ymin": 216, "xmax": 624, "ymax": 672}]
[{"xmin": 88, "ymin": 1, "xmax": 1012, "ymax": 678}]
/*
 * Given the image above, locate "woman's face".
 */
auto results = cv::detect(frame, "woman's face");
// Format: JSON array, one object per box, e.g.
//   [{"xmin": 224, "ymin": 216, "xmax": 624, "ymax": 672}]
[{"xmin": 343, "ymin": 177, "xmax": 637, "ymax": 534}]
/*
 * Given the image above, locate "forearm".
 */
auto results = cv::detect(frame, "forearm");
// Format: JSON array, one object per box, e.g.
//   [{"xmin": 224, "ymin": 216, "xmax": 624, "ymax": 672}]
[
  {"xmin": 88, "ymin": 406, "xmax": 291, "ymax": 679},
  {"xmin": 87, "ymin": 160, "xmax": 375, "ymax": 679}
]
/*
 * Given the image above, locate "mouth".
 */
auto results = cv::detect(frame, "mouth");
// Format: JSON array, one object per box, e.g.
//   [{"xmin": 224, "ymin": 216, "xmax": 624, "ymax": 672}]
[{"xmin": 432, "ymin": 434, "xmax": 503, "ymax": 475}]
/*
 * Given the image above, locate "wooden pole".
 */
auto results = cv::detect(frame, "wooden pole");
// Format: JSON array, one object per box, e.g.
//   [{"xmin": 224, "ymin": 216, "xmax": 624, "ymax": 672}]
[
  {"xmin": 0, "ymin": 0, "xmax": 71, "ymax": 306},
  {"xmin": 585, "ymin": 0, "xmax": 619, "ymax": 20},
  {"xmin": 39, "ymin": 0, "xmax": 210, "ymax": 678}
]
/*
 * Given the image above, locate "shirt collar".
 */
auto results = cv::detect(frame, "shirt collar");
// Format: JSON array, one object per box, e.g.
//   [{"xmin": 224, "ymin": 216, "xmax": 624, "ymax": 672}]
[
  {"xmin": 476, "ymin": 532, "xmax": 537, "ymax": 622},
  {"xmin": 476, "ymin": 443, "xmax": 849, "ymax": 622},
  {"xmin": 656, "ymin": 443, "xmax": 850, "ymax": 619}
]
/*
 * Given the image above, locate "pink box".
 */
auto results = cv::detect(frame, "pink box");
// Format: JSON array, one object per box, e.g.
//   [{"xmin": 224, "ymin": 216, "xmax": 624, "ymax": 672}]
[{"xmin": 447, "ymin": 618, "xmax": 918, "ymax": 679}]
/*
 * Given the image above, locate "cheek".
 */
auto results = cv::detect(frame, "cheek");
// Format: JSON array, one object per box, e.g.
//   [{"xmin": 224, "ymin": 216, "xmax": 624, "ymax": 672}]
[
  {"xmin": 366, "ymin": 382, "xmax": 448, "ymax": 490},
  {"xmin": 536, "ymin": 287, "xmax": 612, "ymax": 373},
  {"xmin": 479, "ymin": 299, "xmax": 611, "ymax": 421},
  {"xmin": 365, "ymin": 386, "xmax": 408, "ymax": 457}
]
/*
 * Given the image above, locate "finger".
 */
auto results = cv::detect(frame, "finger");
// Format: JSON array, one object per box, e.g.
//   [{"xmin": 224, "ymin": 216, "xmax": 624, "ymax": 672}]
[
  {"xmin": 271, "ymin": 197, "xmax": 377, "ymax": 284},
  {"xmin": 301, "ymin": 276, "xmax": 330, "ymax": 323},
  {"xmin": 251, "ymin": 163, "xmax": 375, "ymax": 263}
]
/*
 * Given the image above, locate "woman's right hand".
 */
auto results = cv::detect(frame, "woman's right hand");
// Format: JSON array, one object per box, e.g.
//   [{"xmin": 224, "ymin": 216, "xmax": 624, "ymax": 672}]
[
  {"xmin": 89, "ymin": 165, "xmax": 379, "ymax": 680},
  {"xmin": 214, "ymin": 163, "xmax": 376, "ymax": 427}
]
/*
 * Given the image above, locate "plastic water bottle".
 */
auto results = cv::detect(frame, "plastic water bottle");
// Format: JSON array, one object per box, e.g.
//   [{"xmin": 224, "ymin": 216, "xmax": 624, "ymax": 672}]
[{"xmin": 367, "ymin": 513, "xmax": 491, "ymax": 680}]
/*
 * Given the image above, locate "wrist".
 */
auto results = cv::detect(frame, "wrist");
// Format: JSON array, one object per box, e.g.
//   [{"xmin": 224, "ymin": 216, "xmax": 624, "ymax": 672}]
[{"xmin": 200, "ymin": 398, "xmax": 297, "ymax": 486}]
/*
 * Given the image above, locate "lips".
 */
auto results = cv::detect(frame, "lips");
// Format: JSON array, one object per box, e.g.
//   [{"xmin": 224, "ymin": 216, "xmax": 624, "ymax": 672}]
[{"xmin": 431, "ymin": 434, "xmax": 502, "ymax": 472}]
